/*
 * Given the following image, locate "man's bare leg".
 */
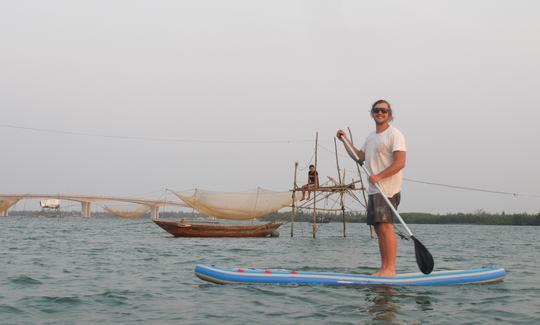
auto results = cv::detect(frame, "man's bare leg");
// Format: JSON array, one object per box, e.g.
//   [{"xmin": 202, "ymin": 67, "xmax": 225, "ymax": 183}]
[
  {"xmin": 379, "ymin": 223, "xmax": 397, "ymax": 276},
  {"xmin": 306, "ymin": 184, "xmax": 314, "ymax": 200},
  {"xmin": 372, "ymin": 223, "xmax": 397, "ymax": 277},
  {"xmin": 372, "ymin": 225, "xmax": 386, "ymax": 276}
]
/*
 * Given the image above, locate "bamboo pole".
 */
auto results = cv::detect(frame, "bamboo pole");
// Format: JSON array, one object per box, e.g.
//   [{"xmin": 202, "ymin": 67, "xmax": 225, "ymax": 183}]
[
  {"xmin": 347, "ymin": 127, "xmax": 368, "ymax": 206},
  {"xmin": 296, "ymin": 188, "xmax": 339, "ymax": 210},
  {"xmin": 296, "ymin": 206, "xmax": 346, "ymax": 212},
  {"xmin": 348, "ymin": 127, "xmax": 372, "ymax": 238},
  {"xmin": 341, "ymin": 169, "xmax": 347, "ymax": 236},
  {"xmin": 334, "ymin": 137, "xmax": 347, "ymax": 237},
  {"xmin": 312, "ymin": 132, "xmax": 318, "ymax": 238},
  {"xmin": 303, "ymin": 186, "xmax": 355, "ymax": 192},
  {"xmin": 291, "ymin": 162, "xmax": 298, "ymax": 237},
  {"xmin": 346, "ymin": 188, "xmax": 363, "ymax": 204}
]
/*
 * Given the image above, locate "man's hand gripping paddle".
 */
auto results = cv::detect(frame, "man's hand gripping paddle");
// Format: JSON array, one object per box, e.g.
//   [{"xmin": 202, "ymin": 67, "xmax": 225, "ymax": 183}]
[{"xmin": 340, "ymin": 135, "xmax": 434, "ymax": 274}]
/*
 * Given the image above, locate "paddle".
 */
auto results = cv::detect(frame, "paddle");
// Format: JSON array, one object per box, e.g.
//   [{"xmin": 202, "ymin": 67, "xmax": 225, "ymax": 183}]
[{"xmin": 340, "ymin": 137, "xmax": 434, "ymax": 274}]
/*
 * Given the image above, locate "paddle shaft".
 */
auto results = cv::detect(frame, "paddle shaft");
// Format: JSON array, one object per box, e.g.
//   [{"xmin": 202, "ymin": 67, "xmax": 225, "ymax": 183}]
[{"xmin": 359, "ymin": 164, "xmax": 413, "ymax": 237}]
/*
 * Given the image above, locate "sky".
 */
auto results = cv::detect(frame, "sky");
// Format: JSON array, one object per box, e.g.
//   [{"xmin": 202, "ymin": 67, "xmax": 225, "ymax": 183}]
[{"xmin": 1, "ymin": 1, "xmax": 539, "ymax": 214}]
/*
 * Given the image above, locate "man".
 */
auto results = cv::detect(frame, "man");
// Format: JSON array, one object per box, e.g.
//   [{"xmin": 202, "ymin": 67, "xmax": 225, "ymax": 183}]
[
  {"xmin": 337, "ymin": 99, "xmax": 406, "ymax": 277},
  {"xmin": 300, "ymin": 164, "xmax": 319, "ymax": 201}
]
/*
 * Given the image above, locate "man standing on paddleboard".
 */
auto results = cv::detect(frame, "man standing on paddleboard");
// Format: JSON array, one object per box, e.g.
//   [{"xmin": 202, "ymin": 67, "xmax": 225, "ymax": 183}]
[{"xmin": 337, "ymin": 99, "xmax": 406, "ymax": 277}]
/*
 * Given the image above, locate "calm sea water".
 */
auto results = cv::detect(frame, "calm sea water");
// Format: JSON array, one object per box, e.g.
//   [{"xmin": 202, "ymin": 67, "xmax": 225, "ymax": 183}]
[{"xmin": 1, "ymin": 217, "xmax": 539, "ymax": 324}]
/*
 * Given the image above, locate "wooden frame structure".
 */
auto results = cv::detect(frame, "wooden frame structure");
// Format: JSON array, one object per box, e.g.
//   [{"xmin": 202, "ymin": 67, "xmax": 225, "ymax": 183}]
[{"xmin": 290, "ymin": 131, "xmax": 370, "ymax": 238}]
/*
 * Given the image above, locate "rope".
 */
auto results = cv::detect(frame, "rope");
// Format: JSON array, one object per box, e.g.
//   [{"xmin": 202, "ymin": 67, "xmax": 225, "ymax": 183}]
[
  {"xmin": 320, "ymin": 142, "xmax": 540, "ymax": 199},
  {"xmin": 402, "ymin": 178, "xmax": 540, "ymax": 198},
  {"xmin": 298, "ymin": 150, "xmax": 316, "ymax": 171},
  {"xmin": 0, "ymin": 124, "xmax": 312, "ymax": 144}
]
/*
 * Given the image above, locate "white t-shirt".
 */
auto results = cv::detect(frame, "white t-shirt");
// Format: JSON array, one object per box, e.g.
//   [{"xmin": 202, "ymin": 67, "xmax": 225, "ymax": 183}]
[{"xmin": 362, "ymin": 126, "xmax": 406, "ymax": 197}]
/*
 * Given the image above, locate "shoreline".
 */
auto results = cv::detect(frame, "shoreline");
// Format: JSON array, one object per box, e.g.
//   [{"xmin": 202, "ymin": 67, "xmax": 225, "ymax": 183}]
[{"xmin": 3, "ymin": 210, "xmax": 540, "ymax": 226}]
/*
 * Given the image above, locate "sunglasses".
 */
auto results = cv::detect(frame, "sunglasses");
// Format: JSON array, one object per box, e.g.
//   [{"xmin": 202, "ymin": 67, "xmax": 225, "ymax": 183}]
[{"xmin": 371, "ymin": 108, "xmax": 390, "ymax": 114}]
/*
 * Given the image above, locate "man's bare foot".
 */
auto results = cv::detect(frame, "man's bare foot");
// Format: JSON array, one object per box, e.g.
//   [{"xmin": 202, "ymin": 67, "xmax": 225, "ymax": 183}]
[
  {"xmin": 371, "ymin": 269, "xmax": 382, "ymax": 276},
  {"xmin": 377, "ymin": 269, "xmax": 396, "ymax": 277},
  {"xmin": 371, "ymin": 269, "xmax": 396, "ymax": 277}
]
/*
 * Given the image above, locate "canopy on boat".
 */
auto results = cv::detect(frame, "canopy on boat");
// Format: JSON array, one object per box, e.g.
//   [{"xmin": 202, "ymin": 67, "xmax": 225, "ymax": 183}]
[
  {"xmin": 172, "ymin": 188, "xmax": 295, "ymax": 221},
  {"xmin": 40, "ymin": 199, "xmax": 60, "ymax": 209}
]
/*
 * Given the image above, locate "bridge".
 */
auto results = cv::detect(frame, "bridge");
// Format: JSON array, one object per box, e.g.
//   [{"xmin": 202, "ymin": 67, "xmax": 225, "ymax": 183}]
[{"xmin": 0, "ymin": 194, "xmax": 187, "ymax": 219}]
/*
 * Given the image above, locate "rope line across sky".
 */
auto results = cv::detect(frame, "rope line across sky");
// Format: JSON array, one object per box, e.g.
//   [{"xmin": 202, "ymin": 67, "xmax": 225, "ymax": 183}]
[
  {"xmin": 317, "ymin": 144, "xmax": 540, "ymax": 199},
  {"xmin": 2, "ymin": 123, "xmax": 539, "ymax": 198},
  {"xmin": 0, "ymin": 124, "xmax": 313, "ymax": 144}
]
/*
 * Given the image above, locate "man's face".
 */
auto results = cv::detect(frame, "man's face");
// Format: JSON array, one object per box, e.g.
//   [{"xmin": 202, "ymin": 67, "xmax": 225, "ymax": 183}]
[
  {"xmin": 371, "ymin": 102, "xmax": 391, "ymax": 125},
  {"xmin": 309, "ymin": 166, "xmax": 315, "ymax": 172}
]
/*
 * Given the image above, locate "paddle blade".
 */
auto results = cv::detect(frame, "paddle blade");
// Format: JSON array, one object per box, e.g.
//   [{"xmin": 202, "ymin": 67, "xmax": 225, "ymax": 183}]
[{"xmin": 411, "ymin": 236, "xmax": 434, "ymax": 274}]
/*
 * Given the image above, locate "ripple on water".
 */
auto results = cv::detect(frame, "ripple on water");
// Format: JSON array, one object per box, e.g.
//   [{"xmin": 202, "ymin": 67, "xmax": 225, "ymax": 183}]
[
  {"xmin": 8, "ymin": 275, "xmax": 42, "ymax": 286},
  {"xmin": 92, "ymin": 290, "xmax": 134, "ymax": 306},
  {"xmin": 42, "ymin": 296, "xmax": 83, "ymax": 305},
  {"xmin": 0, "ymin": 304, "xmax": 24, "ymax": 314},
  {"xmin": 17, "ymin": 295, "xmax": 84, "ymax": 314}
]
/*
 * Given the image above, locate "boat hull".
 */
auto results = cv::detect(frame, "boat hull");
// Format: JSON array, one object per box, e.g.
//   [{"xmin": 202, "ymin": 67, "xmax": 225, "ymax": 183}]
[
  {"xmin": 153, "ymin": 220, "xmax": 282, "ymax": 237},
  {"xmin": 195, "ymin": 264, "xmax": 506, "ymax": 286}
]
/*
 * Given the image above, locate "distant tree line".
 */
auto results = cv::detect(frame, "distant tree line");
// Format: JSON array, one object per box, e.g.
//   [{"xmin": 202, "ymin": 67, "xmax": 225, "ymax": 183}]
[
  {"xmin": 6, "ymin": 210, "xmax": 540, "ymax": 226},
  {"xmin": 259, "ymin": 211, "xmax": 540, "ymax": 226}
]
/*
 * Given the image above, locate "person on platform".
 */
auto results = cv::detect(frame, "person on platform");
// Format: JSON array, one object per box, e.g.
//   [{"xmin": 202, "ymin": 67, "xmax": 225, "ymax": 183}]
[{"xmin": 300, "ymin": 165, "xmax": 319, "ymax": 201}]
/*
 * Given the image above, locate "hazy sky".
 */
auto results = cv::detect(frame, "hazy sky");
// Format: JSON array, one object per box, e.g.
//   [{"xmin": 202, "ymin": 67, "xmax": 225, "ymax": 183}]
[{"xmin": 1, "ymin": 1, "xmax": 539, "ymax": 214}]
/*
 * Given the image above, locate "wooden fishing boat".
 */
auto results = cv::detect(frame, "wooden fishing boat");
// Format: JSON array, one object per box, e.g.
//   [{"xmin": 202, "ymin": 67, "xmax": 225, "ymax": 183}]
[{"xmin": 153, "ymin": 219, "xmax": 282, "ymax": 238}]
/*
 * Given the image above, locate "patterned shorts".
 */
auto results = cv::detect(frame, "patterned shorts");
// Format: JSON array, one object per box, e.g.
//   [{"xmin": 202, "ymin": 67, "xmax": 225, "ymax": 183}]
[{"xmin": 366, "ymin": 192, "xmax": 401, "ymax": 225}]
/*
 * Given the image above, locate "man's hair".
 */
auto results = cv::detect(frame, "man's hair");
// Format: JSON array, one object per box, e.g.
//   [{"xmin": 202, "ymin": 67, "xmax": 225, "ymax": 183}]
[
  {"xmin": 309, "ymin": 164, "xmax": 315, "ymax": 168},
  {"xmin": 372, "ymin": 99, "xmax": 394, "ymax": 122}
]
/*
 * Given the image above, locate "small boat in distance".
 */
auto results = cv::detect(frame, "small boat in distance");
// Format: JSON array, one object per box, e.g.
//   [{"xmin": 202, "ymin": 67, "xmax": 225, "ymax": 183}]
[
  {"xmin": 38, "ymin": 199, "xmax": 62, "ymax": 218},
  {"xmin": 316, "ymin": 216, "xmax": 332, "ymax": 224},
  {"xmin": 40, "ymin": 199, "xmax": 60, "ymax": 209},
  {"xmin": 153, "ymin": 219, "xmax": 282, "ymax": 238}
]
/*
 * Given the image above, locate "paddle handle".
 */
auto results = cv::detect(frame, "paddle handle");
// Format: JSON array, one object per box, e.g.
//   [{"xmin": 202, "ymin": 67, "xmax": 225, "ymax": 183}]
[{"xmin": 339, "ymin": 137, "xmax": 414, "ymax": 237}]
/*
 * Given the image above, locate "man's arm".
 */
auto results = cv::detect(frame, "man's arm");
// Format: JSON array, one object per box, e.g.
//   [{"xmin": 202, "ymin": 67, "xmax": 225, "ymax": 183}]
[
  {"xmin": 369, "ymin": 151, "xmax": 406, "ymax": 184},
  {"xmin": 336, "ymin": 130, "xmax": 365, "ymax": 162}
]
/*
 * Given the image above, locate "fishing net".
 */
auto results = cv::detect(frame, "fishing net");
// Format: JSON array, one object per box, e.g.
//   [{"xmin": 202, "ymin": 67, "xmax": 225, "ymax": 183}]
[
  {"xmin": 0, "ymin": 197, "xmax": 20, "ymax": 214},
  {"xmin": 103, "ymin": 204, "xmax": 151, "ymax": 218},
  {"xmin": 172, "ymin": 188, "xmax": 296, "ymax": 220}
]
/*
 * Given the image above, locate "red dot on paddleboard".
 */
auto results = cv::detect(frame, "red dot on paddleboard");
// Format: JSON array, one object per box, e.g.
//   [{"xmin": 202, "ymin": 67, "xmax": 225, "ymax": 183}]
[
  {"xmin": 264, "ymin": 270, "xmax": 272, "ymax": 274},
  {"xmin": 237, "ymin": 268, "xmax": 245, "ymax": 272},
  {"xmin": 291, "ymin": 271, "xmax": 298, "ymax": 275}
]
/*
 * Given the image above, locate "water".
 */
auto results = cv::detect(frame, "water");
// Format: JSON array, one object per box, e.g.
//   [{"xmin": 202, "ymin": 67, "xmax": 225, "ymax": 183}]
[{"xmin": 1, "ymin": 217, "xmax": 539, "ymax": 324}]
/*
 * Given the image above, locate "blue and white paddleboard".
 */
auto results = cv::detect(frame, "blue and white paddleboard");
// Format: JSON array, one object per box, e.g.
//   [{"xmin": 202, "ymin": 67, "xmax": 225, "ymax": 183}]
[{"xmin": 195, "ymin": 264, "xmax": 506, "ymax": 286}]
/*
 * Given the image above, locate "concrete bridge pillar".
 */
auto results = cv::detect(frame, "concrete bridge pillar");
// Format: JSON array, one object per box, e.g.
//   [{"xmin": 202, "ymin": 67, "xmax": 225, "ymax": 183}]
[
  {"xmin": 81, "ymin": 202, "xmax": 92, "ymax": 218},
  {"xmin": 1, "ymin": 210, "xmax": 7, "ymax": 217},
  {"xmin": 151, "ymin": 205, "xmax": 159, "ymax": 220}
]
